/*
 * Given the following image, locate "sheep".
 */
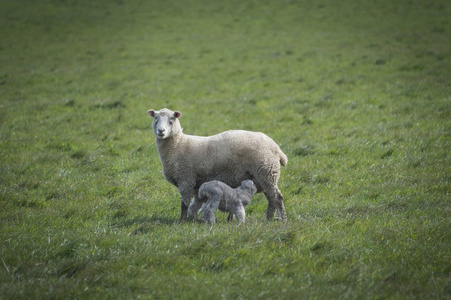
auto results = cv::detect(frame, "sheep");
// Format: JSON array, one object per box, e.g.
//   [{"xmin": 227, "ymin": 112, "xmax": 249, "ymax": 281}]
[
  {"xmin": 196, "ymin": 180, "xmax": 257, "ymax": 224},
  {"xmin": 147, "ymin": 108, "xmax": 288, "ymax": 221}
]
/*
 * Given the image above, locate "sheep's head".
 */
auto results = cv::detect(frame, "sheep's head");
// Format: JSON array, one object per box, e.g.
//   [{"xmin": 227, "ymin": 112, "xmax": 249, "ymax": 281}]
[
  {"xmin": 147, "ymin": 108, "xmax": 182, "ymax": 140},
  {"xmin": 241, "ymin": 180, "xmax": 257, "ymax": 196}
]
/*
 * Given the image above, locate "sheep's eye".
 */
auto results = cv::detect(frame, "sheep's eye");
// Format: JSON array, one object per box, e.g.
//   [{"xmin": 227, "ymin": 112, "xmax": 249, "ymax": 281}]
[{"xmin": 169, "ymin": 118, "xmax": 175, "ymax": 125}]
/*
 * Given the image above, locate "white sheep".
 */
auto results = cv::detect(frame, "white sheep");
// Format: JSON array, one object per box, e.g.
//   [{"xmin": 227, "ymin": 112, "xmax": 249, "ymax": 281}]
[
  {"xmin": 196, "ymin": 180, "xmax": 257, "ymax": 224},
  {"xmin": 147, "ymin": 108, "xmax": 288, "ymax": 221}
]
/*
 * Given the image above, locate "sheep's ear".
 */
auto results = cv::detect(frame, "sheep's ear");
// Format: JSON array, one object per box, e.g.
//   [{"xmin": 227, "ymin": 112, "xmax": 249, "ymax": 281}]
[
  {"xmin": 147, "ymin": 109, "xmax": 156, "ymax": 118},
  {"xmin": 174, "ymin": 111, "xmax": 182, "ymax": 118}
]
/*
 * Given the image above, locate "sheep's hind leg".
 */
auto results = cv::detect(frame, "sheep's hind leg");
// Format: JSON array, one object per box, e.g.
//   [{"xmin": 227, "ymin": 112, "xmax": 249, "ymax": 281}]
[
  {"xmin": 262, "ymin": 187, "xmax": 287, "ymax": 221},
  {"xmin": 181, "ymin": 201, "xmax": 188, "ymax": 220},
  {"xmin": 275, "ymin": 189, "xmax": 287, "ymax": 221},
  {"xmin": 263, "ymin": 190, "xmax": 277, "ymax": 220},
  {"xmin": 256, "ymin": 166, "xmax": 287, "ymax": 221}
]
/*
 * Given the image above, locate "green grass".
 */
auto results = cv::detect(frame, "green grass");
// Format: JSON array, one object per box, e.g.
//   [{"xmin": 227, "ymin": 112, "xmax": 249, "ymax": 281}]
[{"xmin": 1, "ymin": 0, "xmax": 450, "ymax": 298}]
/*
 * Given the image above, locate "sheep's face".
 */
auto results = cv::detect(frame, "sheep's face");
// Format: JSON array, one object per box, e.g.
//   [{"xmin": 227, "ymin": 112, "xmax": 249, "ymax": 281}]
[
  {"xmin": 147, "ymin": 108, "xmax": 182, "ymax": 140},
  {"xmin": 241, "ymin": 180, "xmax": 257, "ymax": 196}
]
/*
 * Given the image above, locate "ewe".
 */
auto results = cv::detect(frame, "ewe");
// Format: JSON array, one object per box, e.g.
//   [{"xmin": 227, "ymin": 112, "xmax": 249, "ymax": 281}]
[{"xmin": 147, "ymin": 108, "xmax": 288, "ymax": 221}]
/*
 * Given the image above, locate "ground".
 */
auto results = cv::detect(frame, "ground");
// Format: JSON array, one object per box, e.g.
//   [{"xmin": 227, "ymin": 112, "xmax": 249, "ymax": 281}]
[{"xmin": 0, "ymin": 0, "xmax": 450, "ymax": 298}]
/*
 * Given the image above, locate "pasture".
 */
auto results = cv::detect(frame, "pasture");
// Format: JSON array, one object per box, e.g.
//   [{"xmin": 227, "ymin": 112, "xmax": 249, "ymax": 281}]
[{"xmin": 0, "ymin": 0, "xmax": 450, "ymax": 298}]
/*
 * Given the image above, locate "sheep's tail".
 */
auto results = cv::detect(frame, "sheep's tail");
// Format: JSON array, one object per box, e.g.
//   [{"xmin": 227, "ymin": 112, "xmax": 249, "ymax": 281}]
[{"xmin": 279, "ymin": 149, "xmax": 288, "ymax": 166}]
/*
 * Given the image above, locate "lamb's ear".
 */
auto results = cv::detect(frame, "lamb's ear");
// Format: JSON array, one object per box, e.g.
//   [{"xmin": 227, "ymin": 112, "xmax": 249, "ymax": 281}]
[
  {"xmin": 147, "ymin": 109, "xmax": 156, "ymax": 118},
  {"xmin": 174, "ymin": 111, "xmax": 182, "ymax": 118}
]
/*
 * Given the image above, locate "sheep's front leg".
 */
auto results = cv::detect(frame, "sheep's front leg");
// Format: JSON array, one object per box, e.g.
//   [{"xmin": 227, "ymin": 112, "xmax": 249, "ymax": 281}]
[
  {"xmin": 178, "ymin": 185, "xmax": 194, "ymax": 220},
  {"xmin": 181, "ymin": 201, "xmax": 188, "ymax": 220}
]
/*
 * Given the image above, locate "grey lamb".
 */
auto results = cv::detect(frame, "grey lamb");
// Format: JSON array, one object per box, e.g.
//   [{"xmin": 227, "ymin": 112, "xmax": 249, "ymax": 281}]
[
  {"xmin": 197, "ymin": 180, "xmax": 257, "ymax": 224},
  {"xmin": 147, "ymin": 108, "xmax": 288, "ymax": 221}
]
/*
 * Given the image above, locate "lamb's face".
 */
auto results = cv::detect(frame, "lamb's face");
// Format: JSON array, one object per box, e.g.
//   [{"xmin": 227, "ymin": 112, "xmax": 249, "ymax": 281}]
[
  {"xmin": 241, "ymin": 180, "xmax": 257, "ymax": 196},
  {"xmin": 147, "ymin": 108, "xmax": 182, "ymax": 140}
]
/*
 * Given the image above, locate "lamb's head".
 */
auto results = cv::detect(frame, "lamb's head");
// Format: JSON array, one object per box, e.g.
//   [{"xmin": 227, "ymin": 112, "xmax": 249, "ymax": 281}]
[
  {"xmin": 241, "ymin": 180, "xmax": 257, "ymax": 196},
  {"xmin": 147, "ymin": 108, "xmax": 182, "ymax": 140}
]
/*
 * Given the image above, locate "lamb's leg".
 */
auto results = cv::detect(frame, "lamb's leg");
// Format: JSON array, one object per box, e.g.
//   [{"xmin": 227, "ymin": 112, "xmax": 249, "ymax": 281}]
[
  {"xmin": 201, "ymin": 207, "xmax": 215, "ymax": 224},
  {"xmin": 188, "ymin": 193, "xmax": 203, "ymax": 219},
  {"xmin": 234, "ymin": 204, "xmax": 246, "ymax": 224},
  {"xmin": 227, "ymin": 213, "xmax": 234, "ymax": 222},
  {"xmin": 202, "ymin": 194, "xmax": 220, "ymax": 224}
]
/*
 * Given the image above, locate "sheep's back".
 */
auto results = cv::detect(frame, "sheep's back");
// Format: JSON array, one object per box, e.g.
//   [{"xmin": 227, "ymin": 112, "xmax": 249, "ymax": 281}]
[{"xmin": 189, "ymin": 130, "xmax": 274, "ymax": 163}]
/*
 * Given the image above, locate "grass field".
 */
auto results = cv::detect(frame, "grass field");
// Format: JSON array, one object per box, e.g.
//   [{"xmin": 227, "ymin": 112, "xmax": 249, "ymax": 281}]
[{"xmin": 1, "ymin": 0, "xmax": 450, "ymax": 298}]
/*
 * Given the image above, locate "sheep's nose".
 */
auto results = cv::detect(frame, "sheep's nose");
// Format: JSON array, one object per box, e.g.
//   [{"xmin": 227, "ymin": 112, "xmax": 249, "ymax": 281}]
[{"xmin": 158, "ymin": 128, "xmax": 165, "ymax": 133}]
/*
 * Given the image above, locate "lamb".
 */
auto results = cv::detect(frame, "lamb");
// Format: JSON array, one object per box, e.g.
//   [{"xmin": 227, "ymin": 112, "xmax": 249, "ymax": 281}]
[
  {"xmin": 197, "ymin": 180, "xmax": 257, "ymax": 224},
  {"xmin": 147, "ymin": 108, "xmax": 288, "ymax": 221}
]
